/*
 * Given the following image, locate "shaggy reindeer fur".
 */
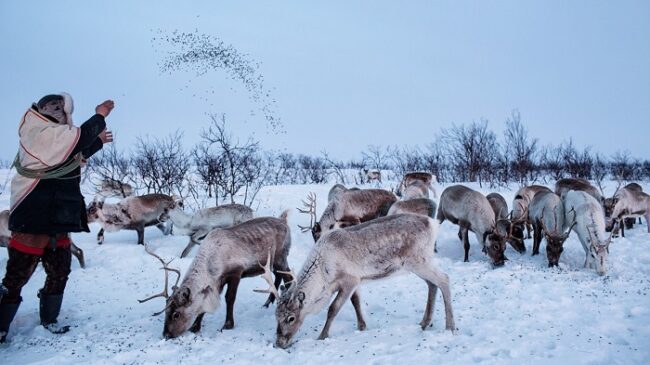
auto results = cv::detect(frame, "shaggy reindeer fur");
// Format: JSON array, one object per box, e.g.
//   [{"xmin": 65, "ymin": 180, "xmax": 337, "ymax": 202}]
[
  {"xmin": 563, "ymin": 191, "xmax": 615, "ymax": 276},
  {"xmin": 168, "ymin": 204, "xmax": 254, "ymax": 258},
  {"xmin": 87, "ymin": 194, "xmax": 178, "ymax": 245},
  {"xmin": 162, "ymin": 212, "xmax": 291, "ymax": 339},
  {"xmin": 437, "ymin": 185, "xmax": 508, "ymax": 266},
  {"xmin": 312, "ymin": 188, "xmax": 396, "ymax": 242},
  {"xmin": 275, "ymin": 214, "xmax": 455, "ymax": 348},
  {"xmin": 511, "ymin": 185, "xmax": 552, "ymax": 240},
  {"xmin": 555, "ymin": 178, "xmax": 603, "ymax": 204},
  {"xmin": 528, "ymin": 191, "xmax": 574, "ymax": 267}
]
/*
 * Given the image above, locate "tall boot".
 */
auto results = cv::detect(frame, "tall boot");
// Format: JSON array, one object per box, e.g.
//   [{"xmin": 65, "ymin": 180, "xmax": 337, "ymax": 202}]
[
  {"xmin": 38, "ymin": 292, "xmax": 70, "ymax": 334},
  {"xmin": 0, "ymin": 302, "xmax": 20, "ymax": 343}
]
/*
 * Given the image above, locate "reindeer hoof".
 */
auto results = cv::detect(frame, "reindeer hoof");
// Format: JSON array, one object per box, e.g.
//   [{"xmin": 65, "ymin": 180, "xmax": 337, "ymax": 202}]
[
  {"xmin": 358, "ymin": 321, "xmax": 367, "ymax": 331},
  {"xmin": 419, "ymin": 321, "xmax": 431, "ymax": 330},
  {"xmin": 222, "ymin": 321, "xmax": 234, "ymax": 330},
  {"xmin": 317, "ymin": 333, "xmax": 329, "ymax": 340}
]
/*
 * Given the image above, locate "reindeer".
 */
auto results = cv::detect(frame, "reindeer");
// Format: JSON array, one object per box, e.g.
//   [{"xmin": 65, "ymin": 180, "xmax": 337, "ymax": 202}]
[
  {"xmin": 528, "ymin": 192, "xmax": 576, "ymax": 267},
  {"xmin": 87, "ymin": 194, "xmax": 179, "ymax": 245},
  {"xmin": 387, "ymin": 198, "xmax": 437, "ymax": 218},
  {"xmin": 563, "ymin": 190, "xmax": 617, "ymax": 275},
  {"xmin": 605, "ymin": 187, "xmax": 650, "ymax": 237},
  {"xmin": 437, "ymin": 185, "xmax": 508, "ymax": 266},
  {"xmin": 486, "ymin": 193, "xmax": 525, "ymax": 254},
  {"xmin": 511, "ymin": 185, "xmax": 552, "ymax": 240},
  {"xmin": 398, "ymin": 172, "xmax": 437, "ymax": 198},
  {"xmin": 604, "ymin": 183, "xmax": 644, "ymax": 236},
  {"xmin": 156, "ymin": 212, "xmax": 292, "ymax": 339},
  {"xmin": 1, "ymin": 210, "xmax": 86, "ymax": 268},
  {"xmin": 555, "ymin": 178, "xmax": 603, "ymax": 204},
  {"xmin": 274, "ymin": 214, "xmax": 455, "ymax": 349},
  {"xmin": 168, "ymin": 204, "xmax": 254, "ymax": 258},
  {"xmin": 362, "ymin": 169, "xmax": 382, "ymax": 184},
  {"xmin": 400, "ymin": 180, "xmax": 430, "ymax": 200},
  {"xmin": 311, "ymin": 189, "xmax": 396, "ymax": 242}
]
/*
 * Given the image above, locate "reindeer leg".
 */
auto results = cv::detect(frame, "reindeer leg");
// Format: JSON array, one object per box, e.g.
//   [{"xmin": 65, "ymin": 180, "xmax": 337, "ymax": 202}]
[
  {"xmin": 411, "ymin": 263, "xmax": 455, "ymax": 332},
  {"xmin": 462, "ymin": 228, "xmax": 470, "ymax": 262},
  {"xmin": 97, "ymin": 228, "xmax": 104, "ymax": 245},
  {"xmin": 526, "ymin": 223, "xmax": 533, "ymax": 239},
  {"xmin": 223, "ymin": 274, "xmax": 242, "ymax": 330},
  {"xmin": 180, "ymin": 239, "xmax": 197, "ymax": 258},
  {"xmin": 156, "ymin": 222, "xmax": 167, "ymax": 234},
  {"xmin": 350, "ymin": 291, "xmax": 367, "ymax": 331},
  {"xmin": 136, "ymin": 225, "xmax": 145, "ymax": 245},
  {"xmin": 419, "ymin": 281, "xmax": 438, "ymax": 329},
  {"xmin": 189, "ymin": 313, "xmax": 205, "ymax": 333},
  {"xmin": 318, "ymin": 282, "xmax": 357, "ymax": 340},
  {"xmin": 532, "ymin": 224, "xmax": 541, "ymax": 256},
  {"xmin": 70, "ymin": 243, "xmax": 85, "ymax": 269},
  {"xmin": 457, "ymin": 227, "xmax": 462, "ymax": 242}
]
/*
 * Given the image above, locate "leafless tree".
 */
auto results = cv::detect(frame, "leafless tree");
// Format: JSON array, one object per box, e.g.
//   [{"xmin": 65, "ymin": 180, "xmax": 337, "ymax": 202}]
[
  {"xmin": 440, "ymin": 119, "xmax": 499, "ymax": 186},
  {"xmin": 592, "ymin": 153, "xmax": 609, "ymax": 195},
  {"xmin": 198, "ymin": 114, "xmax": 262, "ymax": 205},
  {"xmin": 321, "ymin": 151, "xmax": 347, "ymax": 184},
  {"xmin": 610, "ymin": 151, "xmax": 635, "ymax": 182},
  {"xmin": 87, "ymin": 142, "xmax": 135, "ymax": 197},
  {"xmin": 296, "ymin": 154, "xmax": 328, "ymax": 184},
  {"xmin": 132, "ymin": 131, "xmax": 190, "ymax": 198},
  {"xmin": 362, "ymin": 144, "xmax": 389, "ymax": 170},
  {"xmin": 503, "ymin": 110, "xmax": 538, "ymax": 185}
]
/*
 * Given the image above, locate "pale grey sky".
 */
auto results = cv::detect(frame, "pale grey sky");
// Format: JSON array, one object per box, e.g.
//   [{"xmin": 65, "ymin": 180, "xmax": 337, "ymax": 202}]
[{"xmin": 1, "ymin": 1, "xmax": 649, "ymax": 160}]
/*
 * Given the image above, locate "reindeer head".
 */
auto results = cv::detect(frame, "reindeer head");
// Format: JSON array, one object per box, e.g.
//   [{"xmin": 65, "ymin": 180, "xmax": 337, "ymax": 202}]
[
  {"xmin": 497, "ymin": 214, "xmax": 525, "ymax": 254},
  {"xmin": 162, "ymin": 285, "xmax": 205, "ymax": 339},
  {"xmin": 275, "ymin": 286, "xmax": 306, "ymax": 349},
  {"xmin": 540, "ymin": 208, "xmax": 576, "ymax": 267},
  {"xmin": 587, "ymin": 223, "xmax": 615, "ymax": 276},
  {"xmin": 86, "ymin": 201, "xmax": 104, "ymax": 223},
  {"xmin": 483, "ymin": 230, "xmax": 507, "ymax": 267}
]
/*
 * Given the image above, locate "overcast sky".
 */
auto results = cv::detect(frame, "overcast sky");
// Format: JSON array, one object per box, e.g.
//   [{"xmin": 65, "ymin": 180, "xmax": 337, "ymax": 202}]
[{"xmin": 1, "ymin": 1, "xmax": 648, "ymax": 161}]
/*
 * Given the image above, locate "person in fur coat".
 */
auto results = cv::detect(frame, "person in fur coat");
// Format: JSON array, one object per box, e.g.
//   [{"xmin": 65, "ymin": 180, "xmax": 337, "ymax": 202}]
[{"xmin": 0, "ymin": 93, "xmax": 114, "ymax": 343}]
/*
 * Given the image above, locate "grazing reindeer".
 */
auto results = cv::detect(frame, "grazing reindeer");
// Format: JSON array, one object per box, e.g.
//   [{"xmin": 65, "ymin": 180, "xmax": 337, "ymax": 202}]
[
  {"xmin": 604, "ymin": 183, "xmax": 645, "ymax": 236},
  {"xmin": 168, "ymin": 204, "xmax": 254, "ymax": 258},
  {"xmin": 398, "ymin": 172, "xmax": 437, "ymax": 198},
  {"xmin": 87, "ymin": 194, "xmax": 179, "ymax": 245},
  {"xmin": 362, "ymin": 169, "xmax": 382, "ymax": 184},
  {"xmin": 563, "ymin": 190, "xmax": 617, "ymax": 276},
  {"xmin": 161, "ymin": 212, "xmax": 292, "ymax": 339},
  {"xmin": 328, "ymin": 184, "xmax": 347, "ymax": 202},
  {"xmin": 528, "ymin": 192, "xmax": 576, "ymax": 267},
  {"xmin": 605, "ymin": 187, "xmax": 650, "ymax": 237},
  {"xmin": 511, "ymin": 185, "xmax": 552, "ymax": 240},
  {"xmin": 274, "ymin": 214, "xmax": 455, "ymax": 349},
  {"xmin": 437, "ymin": 185, "xmax": 508, "ymax": 266},
  {"xmin": 486, "ymin": 193, "xmax": 525, "ymax": 254},
  {"xmin": 312, "ymin": 189, "xmax": 396, "ymax": 242},
  {"xmin": 1, "ymin": 210, "xmax": 86, "ymax": 268},
  {"xmin": 555, "ymin": 178, "xmax": 603, "ymax": 204}
]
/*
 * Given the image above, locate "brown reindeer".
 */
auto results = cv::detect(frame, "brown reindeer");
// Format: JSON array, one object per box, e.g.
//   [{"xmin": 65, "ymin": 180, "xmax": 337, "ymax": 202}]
[
  {"xmin": 87, "ymin": 194, "xmax": 179, "ymax": 245},
  {"xmin": 437, "ymin": 185, "xmax": 508, "ymax": 267},
  {"xmin": 274, "ymin": 214, "xmax": 455, "ymax": 348},
  {"xmin": 486, "ymin": 193, "xmax": 525, "ymax": 254},
  {"xmin": 311, "ymin": 188, "xmax": 396, "ymax": 242},
  {"xmin": 159, "ymin": 212, "xmax": 292, "ymax": 339},
  {"xmin": 511, "ymin": 185, "xmax": 552, "ymax": 240},
  {"xmin": 398, "ymin": 172, "xmax": 437, "ymax": 198}
]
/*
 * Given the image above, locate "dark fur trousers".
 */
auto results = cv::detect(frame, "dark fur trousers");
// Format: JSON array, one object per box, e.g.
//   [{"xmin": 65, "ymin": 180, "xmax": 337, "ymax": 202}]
[{"xmin": 1, "ymin": 247, "xmax": 72, "ymax": 304}]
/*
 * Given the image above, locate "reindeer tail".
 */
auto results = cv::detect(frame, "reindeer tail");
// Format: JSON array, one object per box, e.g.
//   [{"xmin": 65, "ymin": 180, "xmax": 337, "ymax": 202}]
[{"xmin": 279, "ymin": 209, "xmax": 290, "ymax": 222}]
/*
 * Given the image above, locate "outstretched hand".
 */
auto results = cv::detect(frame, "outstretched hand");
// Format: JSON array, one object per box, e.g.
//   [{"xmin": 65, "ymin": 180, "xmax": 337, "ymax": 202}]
[
  {"xmin": 96, "ymin": 100, "xmax": 115, "ymax": 117},
  {"xmin": 99, "ymin": 129, "xmax": 114, "ymax": 144}
]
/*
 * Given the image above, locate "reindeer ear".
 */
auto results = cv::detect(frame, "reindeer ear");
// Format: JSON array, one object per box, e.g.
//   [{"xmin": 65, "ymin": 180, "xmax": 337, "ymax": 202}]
[{"xmin": 177, "ymin": 287, "xmax": 191, "ymax": 305}]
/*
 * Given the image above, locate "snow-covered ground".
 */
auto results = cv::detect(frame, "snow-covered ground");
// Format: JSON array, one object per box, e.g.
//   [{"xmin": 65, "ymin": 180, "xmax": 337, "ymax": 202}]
[{"xmin": 1, "ymin": 171, "xmax": 649, "ymax": 365}]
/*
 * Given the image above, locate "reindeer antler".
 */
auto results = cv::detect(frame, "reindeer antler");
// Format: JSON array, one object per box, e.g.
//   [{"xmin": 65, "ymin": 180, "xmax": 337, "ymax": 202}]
[
  {"xmin": 253, "ymin": 249, "xmax": 280, "ymax": 299},
  {"xmin": 297, "ymin": 192, "xmax": 317, "ymax": 233},
  {"xmin": 139, "ymin": 244, "xmax": 181, "ymax": 316}
]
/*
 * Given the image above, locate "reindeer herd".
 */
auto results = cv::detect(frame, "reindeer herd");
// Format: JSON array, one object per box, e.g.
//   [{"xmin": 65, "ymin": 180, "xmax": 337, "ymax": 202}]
[{"xmin": 1, "ymin": 174, "xmax": 648, "ymax": 348}]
